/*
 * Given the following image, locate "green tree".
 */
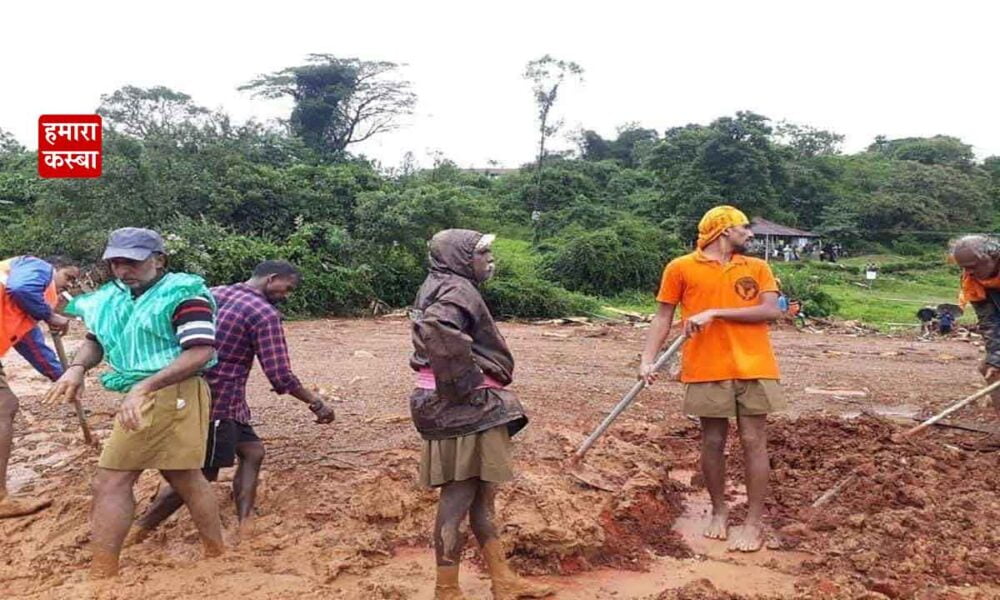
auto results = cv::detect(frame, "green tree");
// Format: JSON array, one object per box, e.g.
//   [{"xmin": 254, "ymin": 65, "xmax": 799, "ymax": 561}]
[
  {"xmin": 867, "ymin": 135, "xmax": 974, "ymax": 168},
  {"xmin": 542, "ymin": 219, "xmax": 684, "ymax": 296},
  {"xmin": 97, "ymin": 86, "xmax": 217, "ymax": 138},
  {"xmin": 983, "ymin": 156, "xmax": 1000, "ymax": 209},
  {"xmin": 773, "ymin": 121, "xmax": 844, "ymax": 158},
  {"xmin": 240, "ymin": 55, "xmax": 416, "ymax": 156},
  {"xmin": 523, "ymin": 55, "xmax": 584, "ymax": 217},
  {"xmin": 578, "ymin": 123, "xmax": 659, "ymax": 167},
  {"xmin": 646, "ymin": 112, "xmax": 791, "ymax": 234}
]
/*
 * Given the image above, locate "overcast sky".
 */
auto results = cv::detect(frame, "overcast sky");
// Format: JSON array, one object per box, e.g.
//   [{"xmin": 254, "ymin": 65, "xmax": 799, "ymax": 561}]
[{"xmin": 4, "ymin": 0, "xmax": 998, "ymax": 169}]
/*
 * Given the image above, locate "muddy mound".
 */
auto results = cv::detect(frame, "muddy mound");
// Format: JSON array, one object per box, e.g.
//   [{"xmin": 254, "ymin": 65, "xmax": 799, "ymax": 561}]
[
  {"xmin": 731, "ymin": 416, "xmax": 1000, "ymax": 595},
  {"xmin": 498, "ymin": 467, "xmax": 690, "ymax": 575},
  {"xmin": 482, "ymin": 423, "xmax": 691, "ymax": 575}
]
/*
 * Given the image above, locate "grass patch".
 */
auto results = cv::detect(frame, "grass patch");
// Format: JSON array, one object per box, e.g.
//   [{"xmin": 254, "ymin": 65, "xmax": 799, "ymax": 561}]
[{"xmin": 775, "ymin": 255, "xmax": 966, "ymax": 329}]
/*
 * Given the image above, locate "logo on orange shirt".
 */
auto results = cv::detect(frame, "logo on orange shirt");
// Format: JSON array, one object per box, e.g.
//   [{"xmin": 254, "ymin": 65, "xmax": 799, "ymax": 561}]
[{"xmin": 734, "ymin": 277, "xmax": 760, "ymax": 301}]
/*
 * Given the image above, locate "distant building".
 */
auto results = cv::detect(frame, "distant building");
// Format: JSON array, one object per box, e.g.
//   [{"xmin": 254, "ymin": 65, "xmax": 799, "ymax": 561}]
[{"xmin": 748, "ymin": 217, "xmax": 820, "ymax": 261}]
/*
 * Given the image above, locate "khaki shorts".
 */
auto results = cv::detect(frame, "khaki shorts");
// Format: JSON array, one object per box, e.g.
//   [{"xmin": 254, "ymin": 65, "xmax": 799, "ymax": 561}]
[
  {"xmin": 99, "ymin": 376, "xmax": 211, "ymax": 471},
  {"xmin": 683, "ymin": 379, "xmax": 785, "ymax": 418},
  {"xmin": 419, "ymin": 425, "xmax": 513, "ymax": 488}
]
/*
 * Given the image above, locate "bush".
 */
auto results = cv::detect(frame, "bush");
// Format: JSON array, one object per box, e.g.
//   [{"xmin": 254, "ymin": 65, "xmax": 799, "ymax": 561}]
[
  {"xmin": 877, "ymin": 260, "xmax": 928, "ymax": 274},
  {"xmin": 482, "ymin": 238, "xmax": 599, "ymax": 319},
  {"xmin": 163, "ymin": 216, "xmax": 375, "ymax": 317},
  {"xmin": 163, "ymin": 215, "xmax": 281, "ymax": 284},
  {"xmin": 356, "ymin": 242, "xmax": 425, "ymax": 308},
  {"xmin": 891, "ymin": 235, "xmax": 934, "ymax": 257},
  {"xmin": 278, "ymin": 223, "xmax": 376, "ymax": 316},
  {"xmin": 483, "ymin": 277, "xmax": 598, "ymax": 319},
  {"xmin": 353, "ymin": 183, "xmax": 492, "ymax": 255},
  {"xmin": 776, "ymin": 269, "xmax": 839, "ymax": 317},
  {"xmin": 541, "ymin": 219, "xmax": 684, "ymax": 296}
]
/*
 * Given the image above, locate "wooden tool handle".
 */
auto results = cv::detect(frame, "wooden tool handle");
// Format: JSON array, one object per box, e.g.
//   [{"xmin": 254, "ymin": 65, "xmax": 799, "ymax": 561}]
[
  {"xmin": 903, "ymin": 379, "xmax": 1000, "ymax": 438},
  {"xmin": 51, "ymin": 334, "xmax": 94, "ymax": 446},
  {"xmin": 572, "ymin": 334, "xmax": 687, "ymax": 462}
]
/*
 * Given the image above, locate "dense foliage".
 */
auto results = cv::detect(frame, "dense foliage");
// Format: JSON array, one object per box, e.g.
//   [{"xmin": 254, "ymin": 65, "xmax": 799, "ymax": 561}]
[{"xmin": 3, "ymin": 72, "xmax": 997, "ymax": 318}]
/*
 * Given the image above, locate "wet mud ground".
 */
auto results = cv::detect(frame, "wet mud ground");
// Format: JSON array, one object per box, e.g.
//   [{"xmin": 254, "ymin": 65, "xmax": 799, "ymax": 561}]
[{"xmin": 1, "ymin": 319, "xmax": 998, "ymax": 599}]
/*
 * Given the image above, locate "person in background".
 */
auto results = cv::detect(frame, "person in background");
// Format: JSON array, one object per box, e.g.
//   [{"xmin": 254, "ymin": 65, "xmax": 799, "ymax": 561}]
[{"xmin": 0, "ymin": 255, "xmax": 79, "ymax": 518}]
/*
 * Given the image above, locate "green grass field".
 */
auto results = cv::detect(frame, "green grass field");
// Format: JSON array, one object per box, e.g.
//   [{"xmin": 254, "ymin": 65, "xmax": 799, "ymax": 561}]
[{"xmin": 773, "ymin": 254, "xmax": 967, "ymax": 330}]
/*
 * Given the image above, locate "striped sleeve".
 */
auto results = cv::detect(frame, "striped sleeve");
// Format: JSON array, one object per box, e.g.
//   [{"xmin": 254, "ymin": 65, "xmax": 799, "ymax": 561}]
[{"xmin": 172, "ymin": 298, "xmax": 215, "ymax": 349}]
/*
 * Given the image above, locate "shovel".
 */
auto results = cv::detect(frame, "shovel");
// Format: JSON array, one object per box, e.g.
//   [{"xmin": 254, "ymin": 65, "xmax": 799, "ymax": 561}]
[
  {"xmin": 568, "ymin": 335, "xmax": 687, "ymax": 490},
  {"xmin": 51, "ymin": 290, "xmax": 97, "ymax": 448},
  {"xmin": 812, "ymin": 379, "xmax": 1000, "ymax": 507},
  {"xmin": 902, "ymin": 379, "xmax": 1000, "ymax": 438},
  {"xmin": 51, "ymin": 333, "xmax": 96, "ymax": 448}
]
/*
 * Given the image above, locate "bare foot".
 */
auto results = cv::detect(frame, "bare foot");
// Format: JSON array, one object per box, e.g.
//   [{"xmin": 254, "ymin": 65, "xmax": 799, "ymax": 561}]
[
  {"xmin": 727, "ymin": 522, "xmax": 764, "ymax": 552},
  {"xmin": 90, "ymin": 548, "xmax": 119, "ymax": 579},
  {"xmin": 232, "ymin": 518, "xmax": 256, "ymax": 546},
  {"xmin": 0, "ymin": 494, "xmax": 52, "ymax": 519},
  {"xmin": 703, "ymin": 509, "xmax": 728, "ymax": 540}
]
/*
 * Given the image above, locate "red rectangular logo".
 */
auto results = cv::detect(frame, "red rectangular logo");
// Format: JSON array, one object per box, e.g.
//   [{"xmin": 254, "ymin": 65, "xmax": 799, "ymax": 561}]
[{"xmin": 38, "ymin": 114, "xmax": 103, "ymax": 178}]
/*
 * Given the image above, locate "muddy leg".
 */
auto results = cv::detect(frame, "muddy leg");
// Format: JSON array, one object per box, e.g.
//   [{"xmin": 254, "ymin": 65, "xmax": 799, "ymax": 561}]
[
  {"xmin": 0, "ymin": 385, "xmax": 16, "ymax": 502},
  {"xmin": 233, "ymin": 440, "xmax": 264, "ymax": 539},
  {"xmin": 161, "ymin": 469, "xmax": 224, "ymax": 558},
  {"xmin": 469, "ymin": 480, "xmax": 499, "ymax": 545},
  {"xmin": 471, "ymin": 480, "xmax": 553, "ymax": 599},
  {"xmin": 729, "ymin": 414, "xmax": 768, "ymax": 552},
  {"xmin": 130, "ymin": 469, "xmax": 219, "ymax": 544},
  {"xmin": 0, "ymin": 385, "xmax": 51, "ymax": 519},
  {"xmin": 90, "ymin": 468, "xmax": 142, "ymax": 577},
  {"xmin": 700, "ymin": 417, "xmax": 729, "ymax": 540},
  {"xmin": 435, "ymin": 478, "xmax": 477, "ymax": 566}
]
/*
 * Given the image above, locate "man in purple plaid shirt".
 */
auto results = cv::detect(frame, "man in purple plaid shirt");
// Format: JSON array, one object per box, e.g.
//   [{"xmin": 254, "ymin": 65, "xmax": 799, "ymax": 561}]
[{"xmin": 131, "ymin": 260, "xmax": 335, "ymax": 541}]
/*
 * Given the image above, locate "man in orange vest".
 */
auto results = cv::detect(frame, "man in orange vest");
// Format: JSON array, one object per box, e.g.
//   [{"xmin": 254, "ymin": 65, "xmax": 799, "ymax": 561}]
[{"xmin": 0, "ymin": 255, "xmax": 79, "ymax": 518}]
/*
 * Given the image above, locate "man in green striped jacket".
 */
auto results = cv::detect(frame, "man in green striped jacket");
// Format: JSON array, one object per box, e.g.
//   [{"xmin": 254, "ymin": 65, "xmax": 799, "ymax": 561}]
[{"xmin": 45, "ymin": 228, "xmax": 224, "ymax": 578}]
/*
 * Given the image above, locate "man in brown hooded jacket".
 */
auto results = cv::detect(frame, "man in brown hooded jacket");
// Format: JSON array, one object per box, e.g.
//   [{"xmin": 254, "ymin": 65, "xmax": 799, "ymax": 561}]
[{"xmin": 409, "ymin": 229, "xmax": 552, "ymax": 600}]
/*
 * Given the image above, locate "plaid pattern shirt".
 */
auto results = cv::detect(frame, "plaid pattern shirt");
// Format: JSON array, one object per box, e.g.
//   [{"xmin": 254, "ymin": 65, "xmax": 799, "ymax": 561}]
[{"xmin": 204, "ymin": 283, "xmax": 301, "ymax": 423}]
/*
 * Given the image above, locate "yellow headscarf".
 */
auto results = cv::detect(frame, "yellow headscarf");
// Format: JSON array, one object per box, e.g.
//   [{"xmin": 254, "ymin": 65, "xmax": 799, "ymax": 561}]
[{"xmin": 696, "ymin": 205, "xmax": 750, "ymax": 249}]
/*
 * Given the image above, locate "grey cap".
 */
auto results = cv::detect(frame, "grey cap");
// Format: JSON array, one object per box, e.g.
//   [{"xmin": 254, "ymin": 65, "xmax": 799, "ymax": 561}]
[{"xmin": 102, "ymin": 227, "xmax": 165, "ymax": 261}]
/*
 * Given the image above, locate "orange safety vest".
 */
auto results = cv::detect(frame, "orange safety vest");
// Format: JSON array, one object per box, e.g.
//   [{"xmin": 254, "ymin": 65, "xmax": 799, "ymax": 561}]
[{"xmin": 0, "ymin": 257, "xmax": 58, "ymax": 358}]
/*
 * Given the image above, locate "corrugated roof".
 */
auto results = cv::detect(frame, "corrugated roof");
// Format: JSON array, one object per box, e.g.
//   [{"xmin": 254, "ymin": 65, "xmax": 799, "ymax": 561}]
[{"xmin": 749, "ymin": 217, "xmax": 819, "ymax": 237}]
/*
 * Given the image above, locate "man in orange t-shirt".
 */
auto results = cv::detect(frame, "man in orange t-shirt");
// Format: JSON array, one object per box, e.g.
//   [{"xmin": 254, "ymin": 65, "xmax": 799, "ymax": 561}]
[
  {"xmin": 639, "ymin": 205, "xmax": 784, "ymax": 553},
  {"xmin": 952, "ymin": 234, "xmax": 1000, "ymax": 448}
]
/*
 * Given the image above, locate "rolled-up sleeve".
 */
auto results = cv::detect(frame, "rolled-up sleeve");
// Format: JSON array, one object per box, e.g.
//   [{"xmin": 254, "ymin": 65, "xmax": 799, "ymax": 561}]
[{"xmin": 251, "ymin": 312, "xmax": 301, "ymax": 394}]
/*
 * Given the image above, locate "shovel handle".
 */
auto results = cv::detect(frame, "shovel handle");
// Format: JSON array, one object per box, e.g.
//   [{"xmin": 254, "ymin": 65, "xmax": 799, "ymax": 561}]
[
  {"xmin": 903, "ymin": 379, "xmax": 1000, "ymax": 438},
  {"xmin": 52, "ymin": 334, "xmax": 94, "ymax": 446},
  {"xmin": 572, "ymin": 335, "xmax": 687, "ymax": 462}
]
